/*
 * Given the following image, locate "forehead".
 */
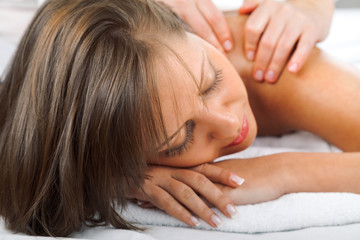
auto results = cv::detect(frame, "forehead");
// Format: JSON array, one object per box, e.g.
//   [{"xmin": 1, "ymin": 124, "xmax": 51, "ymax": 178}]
[{"xmin": 155, "ymin": 33, "xmax": 203, "ymax": 137}]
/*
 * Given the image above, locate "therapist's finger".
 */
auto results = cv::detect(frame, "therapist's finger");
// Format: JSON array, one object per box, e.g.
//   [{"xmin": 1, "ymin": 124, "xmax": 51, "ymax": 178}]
[
  {"xmin": 242, "ymin": 4, "xmax": 273, "ymax": 61},
  {"xmin": 253, "ymin": 12, "xmax": 287, "ymax": 82},
  {"xmin": 265, "ymin": 24, "xmax": 301, "ymax": 83},
  {"xmin": 181, "ymin": 4, "xmax": 224, "ymax": 53},
  {"xmin": 238, "ymin": 0, "xmax": 262, "ymax": 14},
  {"xmin": 287, "ymin": 31, "xmax": 316, "ymax": 73},
  {"xmin": 197, "ymin": 0, "xmax": 233, "ymax": 51}
]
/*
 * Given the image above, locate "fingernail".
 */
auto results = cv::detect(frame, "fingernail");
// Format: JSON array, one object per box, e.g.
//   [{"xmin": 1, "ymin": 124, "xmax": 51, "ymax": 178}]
[
  {"xmin": 247, "ymin": 50, "xmax": 255, "ymax": 61},
  {"xmin": 191, "ymin": 216, "xmax": 200, "ymax": 226},
  {"xmin": 265, "ymin": 70, "xmax": 276, "ymax": 82},
  {"xmin": 254, "ymin": 70, "xmax": 264, "ymax": 81},
  {"xmin": 223, "ymin": 40, "xmax": 233, "ymax": 51},
  {"xmin": 230, "ymin": 174, "xmax": 245, "ymax": 186},
  {"xmin": 136, "ymin": 200, "xmax": 145, "ymax": 206},
  {"xmin": 288, "ymin": 62, "xmax": 298, "ymax": 73},
  {"xmin": 226, "ymin": 204, "xmax": 238, "ymax": 217},
  {"xmin": 211, "ymin": 215, "xmax": 223, "ymax": 227}
]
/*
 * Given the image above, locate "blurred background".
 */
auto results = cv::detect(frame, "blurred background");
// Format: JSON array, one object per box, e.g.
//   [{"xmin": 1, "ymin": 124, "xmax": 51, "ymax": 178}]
[
  {"xmin": 1, "ymin": 0, "xmax": 360, "ymax": 9},
  {"xmin": 336, "ymin": 0, "xmax": 360, "ymax": 8}
]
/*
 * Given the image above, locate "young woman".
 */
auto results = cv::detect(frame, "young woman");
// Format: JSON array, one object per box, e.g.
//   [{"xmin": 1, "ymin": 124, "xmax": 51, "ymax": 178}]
[{"xmin": 0, "ymin": 0, "xmax": 359, "ymax": 237}]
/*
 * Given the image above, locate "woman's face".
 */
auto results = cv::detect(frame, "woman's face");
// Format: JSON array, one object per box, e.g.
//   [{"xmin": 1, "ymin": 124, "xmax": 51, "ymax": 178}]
[{"xmin": 149, "ymin": 32, "xmax": 257, "ymax": 167}]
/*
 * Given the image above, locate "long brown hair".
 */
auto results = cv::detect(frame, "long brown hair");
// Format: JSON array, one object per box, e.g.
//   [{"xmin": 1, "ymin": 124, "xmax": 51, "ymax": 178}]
[{"xmin": 0, "ymin": 0, "xmax": 185, "ymax": 236}]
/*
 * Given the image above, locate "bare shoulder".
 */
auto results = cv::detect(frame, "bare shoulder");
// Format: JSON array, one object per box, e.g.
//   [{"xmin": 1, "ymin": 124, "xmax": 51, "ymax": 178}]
[{"xmin": 224, "ymin": 14, "xmax": 360, "ymax": 150}]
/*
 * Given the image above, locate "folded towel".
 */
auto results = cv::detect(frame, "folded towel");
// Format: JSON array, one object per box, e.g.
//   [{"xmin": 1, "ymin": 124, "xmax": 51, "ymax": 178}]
[
  {"xmin": 123, "ymin": 193, "xmax": 360, "ymax": 233},
  {"xmin": 122, "ymin": 131, "xmax": 360, "ymax": 233}
]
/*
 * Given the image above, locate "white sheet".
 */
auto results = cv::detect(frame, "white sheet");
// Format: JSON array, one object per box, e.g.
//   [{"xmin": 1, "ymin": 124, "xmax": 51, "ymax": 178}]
[{"xmin": 1, "ymin": 5, "xmax": 360, "ymax": 240}]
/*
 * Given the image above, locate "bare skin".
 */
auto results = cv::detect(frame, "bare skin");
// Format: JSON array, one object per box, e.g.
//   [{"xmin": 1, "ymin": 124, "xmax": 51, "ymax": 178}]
[
  {"xmin": 214, "ymin": 13, "xmax": 360, "ymax": 204},
  {"xmin": 128, "ymin": 13, "xmax": 360, "ymax": 228},
  {"xmin": 226, "ymin": 13, "xmax": 360, "ymax": 150}
]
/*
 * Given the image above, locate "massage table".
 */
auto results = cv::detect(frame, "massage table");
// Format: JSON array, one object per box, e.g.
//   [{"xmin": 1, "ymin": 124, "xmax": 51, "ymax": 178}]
[{"xmin": 1, "ymin": 1, "xmax": 360, "ymax": 239}]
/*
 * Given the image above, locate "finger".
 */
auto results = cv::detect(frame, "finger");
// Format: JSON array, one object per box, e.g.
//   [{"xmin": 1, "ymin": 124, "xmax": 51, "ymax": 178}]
[
  {"xmin": 197, "ymin": 0, "xmax": 233, "ymax": 51},
  {"xmin": 163, "ymin": 178, "xmax": 226, "ymax": 228},
  {"xmin": 182, "ymin": 6, "xmax": 224, "ymax": 53},
  {"xmin": 238, "ymin": 0, "xmax": 262, "ymax": 14},
  {"xmin": 265, "ymin": 24, "xmax": 302, "ymax": 83},
  {"xmin": 287, "ymin": 32, "xmax": 316, "ymax": 73},
  {"xmin": 243, "ymin": 3, "xmax": 272, "ymax": 62},
  {"xmin": 191, "ymin": 163, "xmax": 245, "ymax": 187},
  {"xmin": 253, "ymin": 12, "xmax": 288, "ymax": 82},
  {"xmin": 145, "ymin": 183, "xmax": 202, "ymax": 227},
  {"xmin": 172, "ymin": 170, "xmax": 238, "ymax": 220}
]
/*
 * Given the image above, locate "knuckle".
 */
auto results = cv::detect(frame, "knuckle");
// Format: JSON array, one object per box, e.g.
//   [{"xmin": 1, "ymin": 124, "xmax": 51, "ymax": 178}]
[
  {"xmin": 180, "ymin": 187, "xmax": 195, "ymax": 200},
  {"xmin": 260, "ymin": 38, "xmax": 275, "ymax": 51},
  {"xmin": 208, "ymin": 14, "xmax": 223, "ymax": 29},
  {"xmin": 279, "ymin": 3, "xmax": 292, "ymax": 14},
  {"xmin": 158, "ymin": 195, "xmax": 175, "ymax": 210},
  {"xmin": 194, "ymin": 174, "xmax": 209, "ymax": 187},
  {"xmin": 245, "ymin": 25, "xmax": 261, "ymax": 40}
]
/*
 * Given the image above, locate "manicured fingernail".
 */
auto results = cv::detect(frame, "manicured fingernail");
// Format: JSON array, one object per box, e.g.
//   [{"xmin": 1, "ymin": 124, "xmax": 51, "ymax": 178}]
[
  {"xmin": 230, "ymin": 174, "xmax": 245, "ymax": 186},
  {"xmin": 265, "ymin": 70, "xmax": 276, "ymax": 82},
  {"xmin": 223, "ymin": 40, "xmax": 233, "ymax": 51},
  {"xmin": 211, "ymin": 215, "xmax": 223, "ymax": 227},
  {"xmin": 226, "ymin": 204, "xmax": 238, "ymax": 217},
  {"xmin": 136, "ymin": 200, "xmax": 145, "ymax": 206},
  {"xmin": 254, "ymin": 70, "xmax": 264, "ymax": 81},
  {"xmin": 288, "ymin": 62, "xmax": 298, "ymax": 73},
  {"xmin": 191, "ymin": 216, "xmax": 200, "ymax": 226},
  {"xmin": 247, "ymin": 50, "xmax": 255, "ymax": 61}
]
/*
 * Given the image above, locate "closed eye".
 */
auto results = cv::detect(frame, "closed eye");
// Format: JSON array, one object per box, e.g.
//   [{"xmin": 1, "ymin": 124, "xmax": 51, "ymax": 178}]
[
  {"xmin": 202, "ymin": 68, "xmax": 223, "ymax": 96},
  {"xmin": 165, "ymin": 120, "xmax": 195, "ymax": 157}
]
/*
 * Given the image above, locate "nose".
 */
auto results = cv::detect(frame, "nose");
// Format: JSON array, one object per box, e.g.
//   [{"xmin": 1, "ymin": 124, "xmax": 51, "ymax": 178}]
[{"xmin": 202, "ymin": 105, "xmax": 240, "ymax": 140}]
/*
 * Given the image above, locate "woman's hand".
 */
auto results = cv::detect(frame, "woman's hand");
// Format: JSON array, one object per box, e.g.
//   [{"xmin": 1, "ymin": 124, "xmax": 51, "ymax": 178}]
[
  {"xmin": 213, "ymin": 155, "xmax": 289, "ymax": 205},
  {"xmin": 125, "ymin": 164, "xmax": 245, "ymax": 228},
  {"xmin": 239, "ymin": 0, "xmax": 334, "ymax": 83},
  {"xmin": 156, "ymin": 0, "xmax": 233, "ymax": 53}
]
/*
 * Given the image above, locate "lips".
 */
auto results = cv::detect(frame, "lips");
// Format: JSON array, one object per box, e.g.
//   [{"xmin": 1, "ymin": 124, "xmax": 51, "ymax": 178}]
[{"xmin": 226, "ymin": 115, "xmax": 249, "ymax": 148}]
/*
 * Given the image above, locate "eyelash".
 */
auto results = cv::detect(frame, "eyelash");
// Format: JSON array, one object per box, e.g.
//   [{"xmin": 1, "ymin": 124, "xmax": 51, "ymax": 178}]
[
  {"xmin": 202, "ymin": 69, "xmax": 224, "ymax": 96},
  {"xmin": 166, "ymin": 68, "xmax": 223, "ymax": 157},
  {"xmin": 166, "ymin": 120, "xmax": 195, "ymax": 157}
]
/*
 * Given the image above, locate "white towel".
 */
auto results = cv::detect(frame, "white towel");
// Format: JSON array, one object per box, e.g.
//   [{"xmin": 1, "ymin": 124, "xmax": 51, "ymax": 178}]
[{"xmin": 122, "ymin": 131, "xmax": 360, "ymax": 233}]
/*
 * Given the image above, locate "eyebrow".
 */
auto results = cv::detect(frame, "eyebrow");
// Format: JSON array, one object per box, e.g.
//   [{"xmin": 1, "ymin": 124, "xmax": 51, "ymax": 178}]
[{"xmin": 158, "ymin": 49, "xmax": 206, "ymax": 152}]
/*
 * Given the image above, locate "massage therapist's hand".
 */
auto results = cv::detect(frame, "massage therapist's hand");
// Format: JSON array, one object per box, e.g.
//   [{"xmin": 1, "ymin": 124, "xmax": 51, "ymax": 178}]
[
  {"xmin": 239, "ymin": 0, "xmax": 334, "ymax": 83},
  {"xmin": 213, "ymin": 155, "xmax": 289, "ymax": 205},
  {"xmin": 125, "ymin": 164, "xmax": 244, "ymax": 228},
  {"xmin": 156, "ymin": 0, "xmax": 233, "ymax": 53}
]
